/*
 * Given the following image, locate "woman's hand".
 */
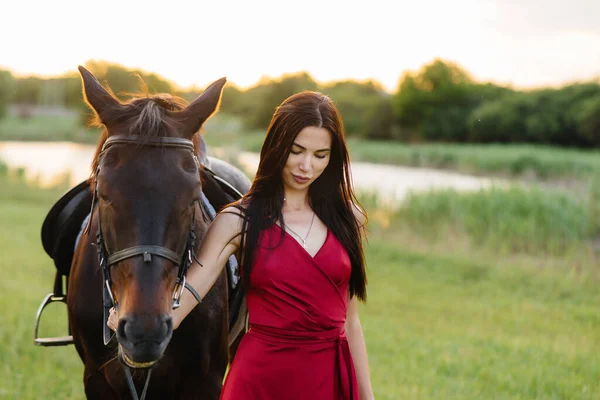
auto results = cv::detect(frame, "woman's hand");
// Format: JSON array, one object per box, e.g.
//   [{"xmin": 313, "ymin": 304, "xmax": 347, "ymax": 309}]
[{"xmin": 107, "ymin": 307, "xmax": 118, "ymax": 332}]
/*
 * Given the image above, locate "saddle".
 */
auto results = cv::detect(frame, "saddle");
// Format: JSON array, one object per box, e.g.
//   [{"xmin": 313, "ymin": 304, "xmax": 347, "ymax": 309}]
[{"xmin": 36, "ymin": 166, "xmax": 246, "ymax": 346}]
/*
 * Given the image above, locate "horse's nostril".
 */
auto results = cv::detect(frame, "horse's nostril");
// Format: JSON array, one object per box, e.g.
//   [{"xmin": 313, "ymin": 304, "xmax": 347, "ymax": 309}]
[
  {"xmin": 117, "ymin": 318, "xmax": 128, "ymax": 340},
  {"xmin": 163, "ymin": 316, "xmax": 173, "ymax": 333}
]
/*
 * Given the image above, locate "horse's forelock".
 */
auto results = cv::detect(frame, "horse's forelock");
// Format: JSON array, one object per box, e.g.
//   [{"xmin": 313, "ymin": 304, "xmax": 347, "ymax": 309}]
[
  {"xmin": 89, "ymin": 93, "xmax": 203, "ymax": 184},
  {"xmin": 128, "ymin": 100, "xmax": 165, "ymax": 138}
]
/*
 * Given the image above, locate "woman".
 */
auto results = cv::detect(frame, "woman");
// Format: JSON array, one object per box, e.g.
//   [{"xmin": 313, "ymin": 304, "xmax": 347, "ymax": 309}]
[{"xmin": 110, "ymin": 91, "xmax": 374, "ymax": 399}]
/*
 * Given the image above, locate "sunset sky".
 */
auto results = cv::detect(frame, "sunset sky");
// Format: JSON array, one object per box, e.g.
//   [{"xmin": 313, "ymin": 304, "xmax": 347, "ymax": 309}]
[{"xmin": 2, "ymin": 0, "xmax": 599, "ymax": 92}]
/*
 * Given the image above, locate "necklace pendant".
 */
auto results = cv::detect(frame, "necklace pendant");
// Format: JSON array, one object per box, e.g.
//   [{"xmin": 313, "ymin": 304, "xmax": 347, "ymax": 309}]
[{"xmin": 302, "ymin": 240, "xmax": 306, "ymax": 249}]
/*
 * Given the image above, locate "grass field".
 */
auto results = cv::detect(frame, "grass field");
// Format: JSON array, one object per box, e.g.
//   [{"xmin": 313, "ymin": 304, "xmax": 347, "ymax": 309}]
[
  {"xmin": 0, "ymin": 113, "xmax": 98, "ymax": 144},
  {"xmin": 1, "ymin": 173, "xmax": 599, "ymax": 399}
]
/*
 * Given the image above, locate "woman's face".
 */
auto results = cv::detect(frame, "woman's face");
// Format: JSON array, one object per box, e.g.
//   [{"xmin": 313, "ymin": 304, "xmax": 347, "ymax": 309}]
[{"xmin": 281, "ymin": 126, "xmax": 332, "ymax": 192}]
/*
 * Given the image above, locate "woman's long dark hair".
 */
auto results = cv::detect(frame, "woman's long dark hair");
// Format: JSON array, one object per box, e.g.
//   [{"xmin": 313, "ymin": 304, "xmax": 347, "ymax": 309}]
[{"xmin": 235, "ymin": 91, "xmax": 368, "ymax": 301}]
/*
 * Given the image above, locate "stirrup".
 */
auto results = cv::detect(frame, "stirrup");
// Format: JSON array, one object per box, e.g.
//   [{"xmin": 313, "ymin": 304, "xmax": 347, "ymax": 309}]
[
  {"xmin": 33, "ymin": 273, "xmax": 73, "ymax": 346},
  {"xmin": 33, "ymin": 293, "xmax": 74, "ymax": 346}
]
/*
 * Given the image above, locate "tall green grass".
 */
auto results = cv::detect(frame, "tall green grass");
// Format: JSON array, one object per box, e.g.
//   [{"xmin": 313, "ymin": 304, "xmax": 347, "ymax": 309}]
[
  {"xmin": 387, "ymin": 186, "xmax": 600, "ymax": 256},
  {"xmin": 0, "ymin": 159, "xmax": 7, "ymax": 176}
]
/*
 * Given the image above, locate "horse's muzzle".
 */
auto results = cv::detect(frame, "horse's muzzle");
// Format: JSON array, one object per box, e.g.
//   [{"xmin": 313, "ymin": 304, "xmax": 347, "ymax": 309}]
[{"xmin": 117, "ymin": 314, "xmax": 173, "ymax": 367}]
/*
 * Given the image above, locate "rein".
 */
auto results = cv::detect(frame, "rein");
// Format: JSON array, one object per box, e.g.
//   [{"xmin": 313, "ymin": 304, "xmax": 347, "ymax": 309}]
[{"xmin": 87, "ymin": 135, "xmax": 204, "ymax": 400}]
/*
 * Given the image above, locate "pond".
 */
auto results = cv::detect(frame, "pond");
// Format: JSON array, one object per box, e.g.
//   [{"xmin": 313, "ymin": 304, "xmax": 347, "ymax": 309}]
[{"xmin": 0, "ymin": 141, "xmax": 503, "ymax": 206}]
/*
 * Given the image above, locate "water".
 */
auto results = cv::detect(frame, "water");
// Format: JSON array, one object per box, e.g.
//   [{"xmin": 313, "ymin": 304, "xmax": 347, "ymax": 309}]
[
  {"xmin": 0, "ymin": 141, "xmax": 95, "ymax": 187},
  {"xmin": 237, "ymin": 152, "xmax": 503, "ymax": 206},
  {"xmin": 0, "ymin": 142, "xmax": 503, "ymax": 206}
]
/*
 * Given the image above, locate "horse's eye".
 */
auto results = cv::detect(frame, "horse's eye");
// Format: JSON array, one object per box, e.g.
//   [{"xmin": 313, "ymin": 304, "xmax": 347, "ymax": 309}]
[
  {"xmin": 182, "ymin": 156, "xmax": 198, "ymax": 173},
  {"xmin": 99, "ymin": 195, "xmax": 113, "ymax": 205}
]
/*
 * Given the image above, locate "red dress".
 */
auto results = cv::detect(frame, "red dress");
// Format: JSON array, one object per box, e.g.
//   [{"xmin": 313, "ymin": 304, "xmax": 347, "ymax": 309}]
[{"xmin": 220, "ymin": 224, "xmax": 359, "ymax": 400}]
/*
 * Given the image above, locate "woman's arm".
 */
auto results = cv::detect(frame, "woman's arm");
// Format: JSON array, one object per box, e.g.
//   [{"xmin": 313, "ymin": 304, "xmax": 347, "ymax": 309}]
[
  {"xmin": 108, "ymin": 206, "xmax": 243, "ymax": 331},
  {"xmin": 171, "ymin": 206, "xmax": 243, "ymax": 329},
  {"xmin": 346, "ymin": 295, "xmax": 375, "ymax": 400}
]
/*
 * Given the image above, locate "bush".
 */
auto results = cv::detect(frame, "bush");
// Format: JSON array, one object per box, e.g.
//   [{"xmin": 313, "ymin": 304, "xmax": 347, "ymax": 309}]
[
  {"xmin": 468, "ymin": 83, "xmax": 600, "ymax": 147},
  {"xmin": 393, "ymin": 59, "xmax": 512, "ymax": 143},
  {"xmin": 0, "ymin": 69, "xmax": 16, "ymax": 120}
]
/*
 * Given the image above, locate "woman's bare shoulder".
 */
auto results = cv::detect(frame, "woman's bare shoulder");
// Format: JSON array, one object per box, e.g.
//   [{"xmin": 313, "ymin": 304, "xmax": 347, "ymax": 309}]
[
  {"xmin": 203, "ymin": 206, "xmax": 245, "ymax": 249},
  {"xmin": 220, "ymin": 205, "xmax": 245, "ymax": 216},
  {"xmin": 215, "ymin": 205, "xmax": 245, "ymax": 227}
]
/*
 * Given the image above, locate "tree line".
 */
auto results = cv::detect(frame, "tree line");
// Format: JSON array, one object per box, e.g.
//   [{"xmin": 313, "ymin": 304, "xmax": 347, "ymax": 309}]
[{"xmin": 1, "ymin": 59, "xmax": 598, "ymax": 147}]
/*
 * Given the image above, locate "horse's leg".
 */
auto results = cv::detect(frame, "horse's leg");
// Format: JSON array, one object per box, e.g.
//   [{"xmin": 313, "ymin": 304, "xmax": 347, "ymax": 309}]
[
  {"xmin": 178, "ymin": 371, "xmax": 223, "ymax": 400},
  {"xmin": 228, "ymin": 330, "xmax": 245, "ymax": 363},
  {"xmin": 69, "ymin": 231, "xmax": 120, "ymax": 399},
  {"xmin": 83, "ymin": 368, "xmax": 119, "ymax": 400}
]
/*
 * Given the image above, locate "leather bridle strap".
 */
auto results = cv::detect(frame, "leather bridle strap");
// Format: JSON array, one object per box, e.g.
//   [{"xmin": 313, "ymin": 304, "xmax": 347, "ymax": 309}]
[
  {"xmin": 102, "ymin": 135, "xmax": 196, "ymax": 152},
  {"xmin": 107, "ymin": 245, "xmax": 181, "ymax": 266},
  {"xmin": 124, "ymin": 365, "xmax": 152, "ymax": 400}
]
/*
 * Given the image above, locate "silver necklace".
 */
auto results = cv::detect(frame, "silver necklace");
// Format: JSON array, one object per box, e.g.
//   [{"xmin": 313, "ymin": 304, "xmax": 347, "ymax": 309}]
[{"xmin": 283, "ymin": 212, "xmax": 316, "ymax": 250}]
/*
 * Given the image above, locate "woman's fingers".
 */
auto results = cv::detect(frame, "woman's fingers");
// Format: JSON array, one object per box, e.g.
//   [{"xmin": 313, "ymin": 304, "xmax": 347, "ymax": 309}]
[{"xmin": 107, "ymin": 307, "xmax": 117, "ymax": 332}]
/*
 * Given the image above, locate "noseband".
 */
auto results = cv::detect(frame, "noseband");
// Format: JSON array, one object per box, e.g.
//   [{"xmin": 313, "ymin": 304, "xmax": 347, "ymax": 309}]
[{"xmin": 86, "ymin": 135, "xmax": 203, "ymax": 345}]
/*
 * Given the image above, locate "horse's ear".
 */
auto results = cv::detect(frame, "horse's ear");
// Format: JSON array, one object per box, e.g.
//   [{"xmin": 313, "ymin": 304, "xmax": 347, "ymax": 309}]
[
  {"xmin": 171, "ymin": 77, "xmax": 227, "ymax": 138},
  {"xmin": 78, "ymin": 65, "xmax": 120, "ymax": 119}
]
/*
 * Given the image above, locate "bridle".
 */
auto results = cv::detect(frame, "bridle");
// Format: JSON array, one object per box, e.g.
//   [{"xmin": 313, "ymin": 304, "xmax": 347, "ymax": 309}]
[{"xmin": 85, "ymin": 134, "xmax": 204, "ymax": 400}]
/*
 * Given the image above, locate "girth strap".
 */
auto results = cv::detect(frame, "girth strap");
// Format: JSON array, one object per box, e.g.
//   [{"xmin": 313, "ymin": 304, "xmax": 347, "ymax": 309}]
[{"xmin": 107, "ymin": 245, "xmax": 181, "ymax": 266}]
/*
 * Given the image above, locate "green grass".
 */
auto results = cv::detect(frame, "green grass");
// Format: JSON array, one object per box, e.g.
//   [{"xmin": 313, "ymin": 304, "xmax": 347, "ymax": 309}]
[
  {"xmin": 0, "ymin": 176, "xmax": 83, "ymax": 399},
  {"xmin": 1, "ymin": 176, "xmax": 599, "ymax": 399},
  {"xmin": 0, "ymin": 113, "xmax": 100, "ymax": 144},
  {"xmin": 387, "ymin": 185, "xmax": 600, "ymax": 256},
  {"xmin": 361, "ymin": 240, "xmax": 600, "ymax": 399}
]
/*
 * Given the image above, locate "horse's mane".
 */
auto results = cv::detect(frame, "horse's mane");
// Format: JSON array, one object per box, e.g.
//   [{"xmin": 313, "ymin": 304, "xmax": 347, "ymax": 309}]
[{"xmin": 88, "ymin": 92, "xmax": 203, "ymax": 180}]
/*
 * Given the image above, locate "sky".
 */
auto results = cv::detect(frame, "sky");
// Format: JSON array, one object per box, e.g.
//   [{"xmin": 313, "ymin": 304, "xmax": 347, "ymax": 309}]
[{"xmin": 1, "ymin": 0, "xmax": 599, "ymax": 92}]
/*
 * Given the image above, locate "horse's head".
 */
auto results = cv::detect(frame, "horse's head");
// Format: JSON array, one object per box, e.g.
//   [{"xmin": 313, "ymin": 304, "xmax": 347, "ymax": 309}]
[{"xmin": 79, "ymin": 66, "xmax": 225, "ymax": 367}]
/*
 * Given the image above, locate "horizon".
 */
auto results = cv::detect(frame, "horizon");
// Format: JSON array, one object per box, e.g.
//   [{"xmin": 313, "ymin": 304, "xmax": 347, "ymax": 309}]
[{"xmin": 2, "ymin": 59, "xmax": 599, "ymax": 94}]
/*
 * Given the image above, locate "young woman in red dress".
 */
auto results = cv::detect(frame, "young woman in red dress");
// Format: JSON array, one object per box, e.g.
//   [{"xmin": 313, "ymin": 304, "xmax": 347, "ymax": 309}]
[{"xmin": 110, "ymin": 91, "xmax": 374, "ymax": 399}]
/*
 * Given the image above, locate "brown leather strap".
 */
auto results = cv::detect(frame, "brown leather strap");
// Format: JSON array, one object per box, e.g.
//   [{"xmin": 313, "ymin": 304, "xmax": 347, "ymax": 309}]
[
  {"xmin": 107, "ymin": 245, "xmax": 181, "ymax": 266},
  {"xmin": 102, "ymin": 135, "xmax": 195, "ymax": 153}
]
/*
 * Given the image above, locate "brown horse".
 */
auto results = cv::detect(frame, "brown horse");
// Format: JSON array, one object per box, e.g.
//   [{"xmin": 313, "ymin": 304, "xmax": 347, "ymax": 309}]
[{"xmin": 67, "ymin": 66, "xmax": 244, "ymax": 399}]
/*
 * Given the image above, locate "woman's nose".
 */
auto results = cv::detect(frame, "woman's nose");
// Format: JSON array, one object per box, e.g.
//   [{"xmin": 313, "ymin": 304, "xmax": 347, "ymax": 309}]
[{"xmin": 299, "ymin": 155, "xmax": 311, "ymax": 172}]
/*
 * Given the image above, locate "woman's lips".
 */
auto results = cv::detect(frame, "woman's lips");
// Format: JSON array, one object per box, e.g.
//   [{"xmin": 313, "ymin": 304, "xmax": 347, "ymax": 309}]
[{"xmin": 293, "ymin": 174, "xmax": 310, "ymax": 184}]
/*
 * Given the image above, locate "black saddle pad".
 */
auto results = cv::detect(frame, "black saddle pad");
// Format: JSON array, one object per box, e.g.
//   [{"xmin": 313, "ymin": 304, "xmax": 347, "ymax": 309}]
[{"xmin": 41, "ymin": 180, "xmax": 93, "ymax": 276}]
